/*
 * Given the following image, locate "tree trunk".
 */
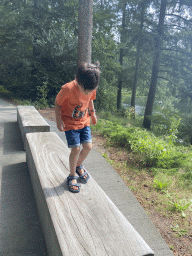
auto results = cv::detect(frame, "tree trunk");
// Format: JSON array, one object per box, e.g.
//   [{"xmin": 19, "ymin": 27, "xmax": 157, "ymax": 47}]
[
  {"xmin": 117, "ymin": 4, "xmax": 126, "ymax": 110},
  {"xmin": 143, "ymin": 0, "xmax": 167, "ymax": 129},
  {"xmin": 78, "ymin": 0, "xmax": 93, "ymax": 65},
  {"xmin": 117, "ymin": 48, "xmax": 123, "ymax": 110},
  {"xmin": 131, "ymin": 0, "xmax": 146, "ymax": 113},
  {"xmin": 31, "ymin": 0, "xmax": 39, "ymax": 99}
]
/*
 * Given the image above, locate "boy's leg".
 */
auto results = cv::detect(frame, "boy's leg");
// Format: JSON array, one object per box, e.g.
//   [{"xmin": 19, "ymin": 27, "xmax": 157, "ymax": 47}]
[
  {"xmin": 76, "ymin": 126, "xmax": 93, "ymax": 178},
  {"xmin": 65, "ymin": 129, "xmax": 82, "ymax": 191},
  {"xmin": 76, "ymin": 142, "xmax": 92, "ymax": 178},
  {"xmin": 69, "ymin": 146, "xmax": 81, "ymax": 176},
  {"xmin": 69, "ymin": 146, "xmax": 81, "ymax": 191}
]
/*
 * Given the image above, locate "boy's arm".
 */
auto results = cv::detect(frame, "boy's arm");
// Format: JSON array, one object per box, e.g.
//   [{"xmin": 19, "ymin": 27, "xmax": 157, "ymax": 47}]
[
  {"xmin": 89, "ymin": 100, "xmax": 97, "ymax": 125},
  {"xmin": 55, "ymin": 99, "xmax": 65, "ymax": 132}
]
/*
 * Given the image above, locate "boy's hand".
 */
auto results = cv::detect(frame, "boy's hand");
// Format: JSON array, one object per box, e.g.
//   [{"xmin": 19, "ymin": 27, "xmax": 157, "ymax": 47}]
[
  {"xmin": 57, "ymin": 118, "xmax": 65, "ymax": 132},
  {"xmin": 55, "ymin": 100, "xmax": 65, "ymax": 132},
  {"xmin": 91, "ymin": 113, "xmax": 97, "ymax": 125}
]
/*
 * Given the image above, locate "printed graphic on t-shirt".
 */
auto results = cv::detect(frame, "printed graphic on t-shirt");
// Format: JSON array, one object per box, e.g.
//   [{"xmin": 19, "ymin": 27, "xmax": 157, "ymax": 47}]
[{"xmin": 72, "ymin": 103, "xmax": 88, "ymax": 119}]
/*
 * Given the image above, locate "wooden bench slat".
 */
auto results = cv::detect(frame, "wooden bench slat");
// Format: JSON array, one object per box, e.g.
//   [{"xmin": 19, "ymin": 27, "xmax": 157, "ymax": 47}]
[
  {"xmin": 26, "ymin": 132, "xmax": 154, "ymax": 256},
  {"xmin": 17, "ymin": 106, "xmax": 50, "ymax": 149}
]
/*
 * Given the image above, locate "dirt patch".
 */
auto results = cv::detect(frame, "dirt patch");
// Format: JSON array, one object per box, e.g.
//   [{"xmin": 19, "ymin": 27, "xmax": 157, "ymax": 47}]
[{"xmin": 38, "ymin": 107, "xmax": 56, "ymax": 122}]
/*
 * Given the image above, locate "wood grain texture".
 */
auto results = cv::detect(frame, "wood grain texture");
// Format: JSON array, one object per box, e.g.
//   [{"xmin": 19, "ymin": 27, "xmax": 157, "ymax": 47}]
[
  {"xmin": 17, "ymin": 106, "xmax": 50, "ymax": 149},
  {"xmin": 26, "ymin": 132, "xmax": 154, "ymax": 256}
]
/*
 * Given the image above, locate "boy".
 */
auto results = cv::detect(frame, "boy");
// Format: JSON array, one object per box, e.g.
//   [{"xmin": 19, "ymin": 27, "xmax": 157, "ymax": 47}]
[{"xmin": 55, "ymin": 62, "xmax": 100, "ymax": 193}]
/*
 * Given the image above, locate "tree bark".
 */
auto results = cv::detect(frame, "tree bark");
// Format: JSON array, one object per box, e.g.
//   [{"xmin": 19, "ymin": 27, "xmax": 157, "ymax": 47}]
[
  {"xmin": 143, "ymin": 0, "xmax": 167, "ymax": 129},
  {"xmin": 117, "ymin": 4, "xmax": 126, "ymax": 110},
  {"xmin": 117, "ymin": 48, "xmax": 123, "ymax": 110},
  {"xmin": 78, "ymin": 0, "xmax": 93, "ymax": 65}
]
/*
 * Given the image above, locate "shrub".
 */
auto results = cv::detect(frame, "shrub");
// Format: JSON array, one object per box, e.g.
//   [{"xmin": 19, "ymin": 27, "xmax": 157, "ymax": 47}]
[
  {"xmin": 93, "ymin": 119, "xmax": 188, "ymax": 169},
  {"xmin": 35, "ymin": 81, "xmax": 49, "ymax": 109},
  {"xmin": 151, "ymin": 109, "xmax": 180, "ymax": 137},
  {"xmin": 178, "ymin": 114, "xmax": 192, "ymax": 144},
  {"xmin": 110, "ymin": 130, "xmax": 132, "ymax": 148},
  {"xmin": 0, "ymin": 85, "xmax": 9, "ymax": 94}
]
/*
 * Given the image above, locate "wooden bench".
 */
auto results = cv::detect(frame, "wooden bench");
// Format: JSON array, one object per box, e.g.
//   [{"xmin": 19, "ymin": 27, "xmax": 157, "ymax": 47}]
[
  {"xmin": 26, "ymin": 131, "xmax": 154, "ymax": 256},
  {"xmin": 17, "ymin": 106, "xmax": 50, "ymax": 149}
]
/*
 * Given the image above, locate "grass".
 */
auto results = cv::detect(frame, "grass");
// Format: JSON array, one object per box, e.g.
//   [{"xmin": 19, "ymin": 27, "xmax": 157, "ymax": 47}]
[
  {"xmin": 101, "ymin": 142, "xmax": 192, "ymax": 238},
  {"xmin": 91, "ymin": 110, "xmax": 192, "ymax": 238}
]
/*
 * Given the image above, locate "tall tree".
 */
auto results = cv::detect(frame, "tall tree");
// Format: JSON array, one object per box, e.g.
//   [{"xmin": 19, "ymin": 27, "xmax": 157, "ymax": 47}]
[
  {"xmin": 131, "ymin": 0, "xmax": 147, "ymax": 113},
  {"xmin": 143, "ymin": 0, "xmax": 167, "ymax": 129},
  {"xmin": 117, "ymin": 1, "xmax": 127, "ymax": 110},
  {"xmin": 78, "ymin": 0, "xmax": 93, "ymax": 65}
]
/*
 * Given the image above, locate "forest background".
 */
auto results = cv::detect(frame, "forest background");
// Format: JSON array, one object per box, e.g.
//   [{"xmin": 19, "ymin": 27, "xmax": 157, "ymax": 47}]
[
  {"xmin": 1, "ymin": 0, "xmax": 192, "ymax": 254},
  {"xmin": 1, "ymin": 0, "xmax": 192, "ymax": 141}
]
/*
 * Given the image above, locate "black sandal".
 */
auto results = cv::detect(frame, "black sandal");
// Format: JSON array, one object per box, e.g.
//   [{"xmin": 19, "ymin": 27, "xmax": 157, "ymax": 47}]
[
  {"xmin": 76, "ymin": 165, "xmax": 90, "ymax": 183},
  {"xmin": 67, "ymin": 175, "xmax": 81, "ymax": 193}
]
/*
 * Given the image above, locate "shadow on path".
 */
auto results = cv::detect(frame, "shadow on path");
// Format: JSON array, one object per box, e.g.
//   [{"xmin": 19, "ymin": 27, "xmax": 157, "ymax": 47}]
[
  {"xmin": 3, "ymin": 122, "xmax": 24, "ymax": 154},
  {"xmin": 0, "ymin": 116, "xmax": 47, "ymax": 255},
  {"xmin": 0, "ymin": 163, "xmax": 47, "ymax": 256}
]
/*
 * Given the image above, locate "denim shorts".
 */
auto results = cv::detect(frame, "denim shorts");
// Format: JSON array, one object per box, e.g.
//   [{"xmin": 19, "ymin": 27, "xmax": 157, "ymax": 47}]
[{"xmin": 65, "ymin": 126, "xmax": 92, "ymax": 148}]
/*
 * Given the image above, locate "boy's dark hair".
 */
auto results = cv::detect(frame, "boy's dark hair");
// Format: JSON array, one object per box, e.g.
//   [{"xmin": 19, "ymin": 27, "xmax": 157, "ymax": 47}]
[{"xmin": 76, "ymin": 62, "xmax": 101, "ymax": 90}]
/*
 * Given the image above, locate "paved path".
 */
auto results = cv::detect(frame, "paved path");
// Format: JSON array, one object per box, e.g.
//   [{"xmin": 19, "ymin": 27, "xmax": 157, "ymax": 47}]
[
  {"xmin": 0, "ymin": 99, "xmax": 47, "ymax": 255},
  {"xmin": 0, "ymin": 98, "xmax": 174, "ymax": 255}
]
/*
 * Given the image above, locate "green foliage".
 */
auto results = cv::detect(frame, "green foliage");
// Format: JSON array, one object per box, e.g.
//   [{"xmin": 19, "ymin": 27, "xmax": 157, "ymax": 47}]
[
  {"xmin": 16, "ymin": 99, "xmax": 34, "ymax": 106},
  {"xmin": 123, "ymin": 95, "xmax": 146, "ymax": 106},
  {"xmin": 180, "ymin": 169, "xmax": 192, "ymax": 189},
  {"xmin": 119, "ymin": 107, "xmax": 135, "ymax": 119},
  {"xmin": 170, "ymin": 200, "xmax": 191, "ymax": 213},
  {"xmin": 102, "ymin": 152, "xmax": 114, "ymax": 165},
  {"xmin": 1, "ymin": 0, "xmax": 192, "ymax": 148},
  {"xmin": 153, "ymin": 172, "xmax": 173, "ymax": 190},
  {"xmin": 35, "ymin": 81, "xmax": 49, "ymax": 109},
  {"xmin": 0, "ymin": 0, "xmax": 78, "ymax": 100},
  {"xmin": 98, "ymin": 110, "xmax": 114, "ymax": 120},
  {"xmin": 109, "ymin": 128, "xmax": 133, "ymax": 148},
  {"xmin": 94, "ymin": 85, "xmax": 117, "ymax": 111},
  {"xmin": 151, "ymin": 108, "xmax": 180, "ymax": 137},
  {"xmin": 93, "ymin": 118, "xmax": 191, "ymax": 170},
  {"xmin": 92, "ymin": 26, "xmax": 119, "ymax": 111},
  {"xmin": 153, "ymin": 178, "xmax": 169, "ymax": 191},
  {"xmin": 0, "ymin": 85, "xmax": 9, "ymax": 94},
  {"xmin": 177, "ymin": 113, "xmax": 192, "ymax": 144},
  {"xmin": 171, "ymin": 225, "xmax": 188, "ymax": 237},
  {"xmin": 132, "ymin": 137, "xmax": 186, "ymax": 168},
  {"xmin": 168, "ymin": 197, "xmax": 192, "ymax": 218}
]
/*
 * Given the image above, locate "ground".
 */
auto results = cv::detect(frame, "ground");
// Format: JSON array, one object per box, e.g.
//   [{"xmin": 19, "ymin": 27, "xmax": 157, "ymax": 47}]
[{"xmin": 37, "ymin": 107, "xmax": 192, "ymax": 256}]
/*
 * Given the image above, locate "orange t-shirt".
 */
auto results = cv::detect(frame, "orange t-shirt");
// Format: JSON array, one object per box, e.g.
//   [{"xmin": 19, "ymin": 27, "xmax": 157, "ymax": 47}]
[{"xmin": 56, "ymin": 80, "xmax": 96, "ymax": 131}]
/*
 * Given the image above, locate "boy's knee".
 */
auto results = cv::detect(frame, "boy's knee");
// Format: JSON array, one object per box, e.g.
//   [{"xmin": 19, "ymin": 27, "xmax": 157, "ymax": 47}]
[
  {"xmin": 71, "ymin": 146, "xmax": 81, "ymax": 154},
  {"xmin": 83, "ymin": 142, "xmax": 92, "ymax": 151}
]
